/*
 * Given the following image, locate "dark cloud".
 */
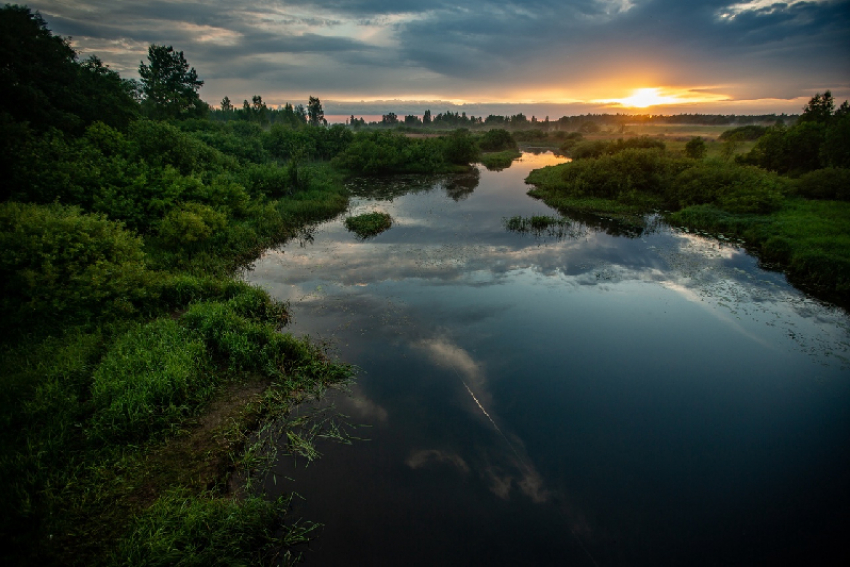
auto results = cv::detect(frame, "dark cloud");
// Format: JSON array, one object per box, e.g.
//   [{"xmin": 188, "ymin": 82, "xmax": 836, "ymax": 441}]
[{"xmin": 25, "ymin": 0, "xmax": 850, "ymax": 109}]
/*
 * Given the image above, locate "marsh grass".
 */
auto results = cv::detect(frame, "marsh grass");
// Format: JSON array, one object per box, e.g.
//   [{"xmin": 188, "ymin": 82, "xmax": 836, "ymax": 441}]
[{"xmin": 344, "ymin": 211, "xmax": 393, "ymax": 238}]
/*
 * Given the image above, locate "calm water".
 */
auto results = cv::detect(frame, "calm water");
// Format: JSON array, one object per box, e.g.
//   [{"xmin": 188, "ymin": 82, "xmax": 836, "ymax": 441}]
[{"xmin": 245, "ymin": 153, "xmax": 850, "ymax": 566}]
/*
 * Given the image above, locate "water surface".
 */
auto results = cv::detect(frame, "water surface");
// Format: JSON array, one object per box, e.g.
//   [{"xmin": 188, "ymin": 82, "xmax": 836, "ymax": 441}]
[{"xmin": 245, "ymin": 152, "xmax": 850, "ymax": 565}]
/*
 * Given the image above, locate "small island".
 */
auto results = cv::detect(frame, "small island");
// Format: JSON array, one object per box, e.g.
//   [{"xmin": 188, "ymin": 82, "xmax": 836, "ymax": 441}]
[{"xmin": 344, "ymin": 211, "xmax": 393, "ymax": 238}]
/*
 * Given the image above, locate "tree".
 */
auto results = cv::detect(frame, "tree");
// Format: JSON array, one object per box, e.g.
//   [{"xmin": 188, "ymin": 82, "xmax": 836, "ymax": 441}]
[
  {"xmin": 221, "ymin": 96, "xmax": 233, "ymax": 112},
  {"xmin": 307, "ymin": 96, "xmax": 325, "ymax": 126},
  {"xmin": 0, "ymin": 5, "xmax": 138, "ymax": 133},
  {"xmin": 423, "ymin": 110, "xmax": 432, "ymax": 125},
  {"xmin": 382, "ymin": 112, "xmax": 398, "ymax": 125},
  {"xmin": 799, "ymin": 91, "xmax": 834, "ymax": 124},
  {"xmin": 139, "ymin": 45, "xmax": 205, "ymax": 119}
]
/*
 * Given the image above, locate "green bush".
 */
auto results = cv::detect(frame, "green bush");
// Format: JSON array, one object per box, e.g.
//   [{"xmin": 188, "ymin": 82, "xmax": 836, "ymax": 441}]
[
  {"xmin": 671, "ymin": 162, "xmax": 786, "ymax": 213},
  {"xmin": 794, "ymin": 168, "xmax": 850, "ymax": 201},
  {"xmin": 0, "ymin": 202, "xmax": 150, "ymax": 329},
  {"xmin": 478, "ymin": 129, "xmax": 516, "ymax": 151},
  {"xmin": 719, "ymin": 125, "xmax": 768, "ymax": 141},
  {"xmin": 157, "ymin": 202, "xmax": 228, "ymax": 251},
  {"xmin": 685, "ymin": 137, "xmax": 707, "ymax": 159}
]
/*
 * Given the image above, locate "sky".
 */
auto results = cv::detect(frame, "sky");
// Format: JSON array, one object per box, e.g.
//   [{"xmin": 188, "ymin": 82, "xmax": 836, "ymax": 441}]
[{"xmin": 29, "ymin": 0, "xmax": 850, "ymax": 117}]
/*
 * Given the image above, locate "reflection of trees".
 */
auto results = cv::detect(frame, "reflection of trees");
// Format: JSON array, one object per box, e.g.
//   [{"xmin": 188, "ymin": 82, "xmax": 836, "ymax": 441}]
[
  {"xmin": 442, "ymin": 169, "xmax": 480, "ymax": 201},
  {"xmin": 506, "ymin": 209, "xmax": 666, "ymax": 240},
  {"xmin": 346, "ymin": 170, "xmax": 480, "ymax": 202}
]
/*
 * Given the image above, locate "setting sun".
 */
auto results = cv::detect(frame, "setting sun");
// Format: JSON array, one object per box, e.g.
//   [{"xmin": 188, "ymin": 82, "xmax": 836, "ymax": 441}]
[{"xmin": 616, "ymin": 88, "xmax": 680, "ymax": 107}]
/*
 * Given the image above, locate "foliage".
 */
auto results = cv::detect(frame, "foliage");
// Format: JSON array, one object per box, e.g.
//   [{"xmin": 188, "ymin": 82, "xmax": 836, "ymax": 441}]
[
  {"xmin": 441, "ymin": 129, "xmax": 480, "ymax": 164},
  {"xmin": 821, "ymin": 114, "xmax": 850, "ymax": 168},
  {"xmin": 685, "ymin": 136, "xmax": 707, "ymax": 159},
  {"xmin": 799, "ymin": 91, "xmax": 835, "ymax": 124},
  {"xmin": 738, "ymin": 91, "xmax": 849, "ymax": 174},
  {"xmin": 344, "ymin": 212, "xmax": 393, "ymax": 238},
  {"xmin": 570, "ymin": 136, "xmax": 665, "ymax": 159},
  {"xmin": 0, "ymin": 202, "xmax": 151, "ymax": 331},
  {"xmin": 139, "ymin": 45, "xmax": 206, "ymax": 120},
  {"xmin": 719, "ymin": 125, "xmax": 768, "ymax": 141},
  {"xmin": 88, "ymin": 319, "xmax": 211, "ymax": 443},
  {"xmin": 479, "ymin": 149, "xmax": 520, "ymax": 171},
  {"xmin": 478, "ymin": 129, "xmax": 517, "ymax": 151},
  {"xmin": 793, "ymin": 168, "xmax": 850, "ymax": 201},
  {"xmin": 0, "ymin": 5, "xmax": 139, "ymax": 134},
  {"xmin": 670, "ymin": 199, "xmax": 850, "ymax": 295},
  {"xmin": 307, "ymin": 96, "xmax": 325, "ymax": 126},
  {"xmin": 526, "ymin": 149, "xmax": 786, "ymax": 214},
  {"xmin": 333, "ymin": 130, "xmax": 460, "ymax": 174}
]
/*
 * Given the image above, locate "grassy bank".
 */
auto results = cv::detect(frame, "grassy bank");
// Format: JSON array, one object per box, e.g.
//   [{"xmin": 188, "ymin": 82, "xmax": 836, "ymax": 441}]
[{"xmin": 525, "ymin": 148, "xmax": 850, "ymax": 300}]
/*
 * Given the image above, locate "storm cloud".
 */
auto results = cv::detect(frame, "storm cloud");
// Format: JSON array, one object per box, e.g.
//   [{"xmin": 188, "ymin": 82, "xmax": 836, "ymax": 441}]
[{"xmin": 28, "ymin": 0, "xmax": 850, "ymax": 115}]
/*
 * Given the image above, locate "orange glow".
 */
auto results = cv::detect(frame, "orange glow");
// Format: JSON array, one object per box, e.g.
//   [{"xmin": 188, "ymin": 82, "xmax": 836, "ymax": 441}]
[
  {"xmin": 611, "ymin": 88, "xmax": 679, "ymax": 108},
  {"xmin": 595, "ymin": 87, "xmax": 728, "ymax": 109}
]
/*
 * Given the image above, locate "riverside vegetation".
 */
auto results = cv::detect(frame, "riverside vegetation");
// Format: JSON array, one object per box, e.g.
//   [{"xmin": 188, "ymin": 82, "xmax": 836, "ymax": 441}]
[
  {"xmin": 526, "ymin": 93, "xmax": 850, "ymax": 302},
  {"xmin": 2, "ymin": 6, "xmax": 848, "ymax": 566},
  {"xmin": 0, "ymin": 7, "xmax": 481, "ymax": 566}
]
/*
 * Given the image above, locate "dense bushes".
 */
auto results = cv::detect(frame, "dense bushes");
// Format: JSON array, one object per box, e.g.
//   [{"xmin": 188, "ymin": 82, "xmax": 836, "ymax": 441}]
[
  {"xmin": 478, "ymin": 129, "xmax": 516, "ymax": 151},
  {"xmin": 793, "ymin": 168, "xmax": 850, "ymax": 201},
  {"xmin": 526, "ymin": 149, "xmax": 787, "ymax": 214},
  {"xmin": 333, "ymin": 130, "xmax": 478, "ymax": 174},
  {"xmin": 0, "ymin": 202, "xmax": 151, "ymax": 331}
]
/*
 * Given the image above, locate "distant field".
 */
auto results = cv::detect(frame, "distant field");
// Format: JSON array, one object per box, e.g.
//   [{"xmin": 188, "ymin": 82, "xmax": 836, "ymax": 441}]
[{"xmin": 619, "ymin": 123, "xmax": 770, "ymax": 139}]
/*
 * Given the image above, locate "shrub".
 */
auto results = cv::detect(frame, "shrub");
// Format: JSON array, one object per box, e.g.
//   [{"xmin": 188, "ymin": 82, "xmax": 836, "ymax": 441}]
[
  {"xmin": 671, "ymin": 162, "xmax": 786, "ymax": 214},
  {"xmin": 685, "ymin": 136, "xmax": 707, "ymax": 159},
  {"xmin": 794, "ymin": 168, "xmax": 850, "ymax": 201},
  {"xmin": 478, "ymin": 129, "xmax": 516, "ymax": 151},
  {"xmin": 0, "ymin": 202, "xmax": 150, "ymax": 329}
]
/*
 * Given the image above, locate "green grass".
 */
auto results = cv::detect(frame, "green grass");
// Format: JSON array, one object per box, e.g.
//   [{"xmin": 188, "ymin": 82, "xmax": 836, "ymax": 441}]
[
  {"xmin": 670, "ymin": 199, "xmax": 850, "ymax": 298},
  {"xmin": 344, "ymin": 211, "xmax": 393, "ymax": 238}
]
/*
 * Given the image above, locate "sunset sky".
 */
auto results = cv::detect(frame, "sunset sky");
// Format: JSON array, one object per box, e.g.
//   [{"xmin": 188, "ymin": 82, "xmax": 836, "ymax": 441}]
[{"xmin": 30, "ymin": 0, "xmax": 850, "ymax": 117}]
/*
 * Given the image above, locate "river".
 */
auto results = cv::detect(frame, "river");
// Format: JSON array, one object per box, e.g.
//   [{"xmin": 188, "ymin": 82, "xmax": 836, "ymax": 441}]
[{"xmin": 244, "ymin": 152, "xmax": 850, "ymax": 565}]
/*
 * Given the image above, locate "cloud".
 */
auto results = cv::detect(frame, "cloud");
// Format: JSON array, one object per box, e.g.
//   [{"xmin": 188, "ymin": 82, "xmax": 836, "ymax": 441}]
[{"xmin": 27, "ymin": 0, "xmax": 849, "ymax": 107}]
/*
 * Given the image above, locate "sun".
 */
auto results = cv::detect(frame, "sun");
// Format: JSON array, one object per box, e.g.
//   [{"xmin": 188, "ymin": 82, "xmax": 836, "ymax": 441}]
[{"xmin": 611, "ymin": 88, "xmax": 680, "ymax": 108}]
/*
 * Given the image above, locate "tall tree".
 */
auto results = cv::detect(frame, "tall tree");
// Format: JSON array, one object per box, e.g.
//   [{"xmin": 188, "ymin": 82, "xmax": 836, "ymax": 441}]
[
  {"xmin": 799, "ymin": 91, "xmax": 835, "ymax": 124},
  {"xmin": 0, "ymin": 5, "xmax": 138, "ymax": 133},
  {"xmin": 307, "ymin": 96, "xmax": 325, "ymax": 126},
  {"xmin": 139, "ymin": 45, "xmax": 205, "ymax": 119},
  {"xmin": 220, "ymin": 96, "xmax": 233, "ymax": 112}
]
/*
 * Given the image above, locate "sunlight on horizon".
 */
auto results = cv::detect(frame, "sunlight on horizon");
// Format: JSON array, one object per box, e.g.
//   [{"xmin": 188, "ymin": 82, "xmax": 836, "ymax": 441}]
[{"xmin": 595, "ymin": 87, "xmax": 729, "ymax": 109}]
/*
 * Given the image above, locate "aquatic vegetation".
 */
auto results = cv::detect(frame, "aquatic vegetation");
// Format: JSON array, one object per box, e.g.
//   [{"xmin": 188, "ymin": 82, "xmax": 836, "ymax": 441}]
[{"xmin": 345, "ymin": 211, "xmax": 393, "ymax": 238}]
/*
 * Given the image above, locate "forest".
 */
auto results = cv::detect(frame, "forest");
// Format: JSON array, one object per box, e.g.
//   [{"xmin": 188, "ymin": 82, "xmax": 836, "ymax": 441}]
[{"xmin": 1, "ymin": 4, "xmax": 848, "ymax": 566}]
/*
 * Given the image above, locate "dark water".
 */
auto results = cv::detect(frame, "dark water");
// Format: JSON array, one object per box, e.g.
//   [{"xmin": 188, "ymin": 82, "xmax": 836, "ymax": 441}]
[{"xmin": 245, "ymin": 153, "xmax": 850, "ymax": 566}]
